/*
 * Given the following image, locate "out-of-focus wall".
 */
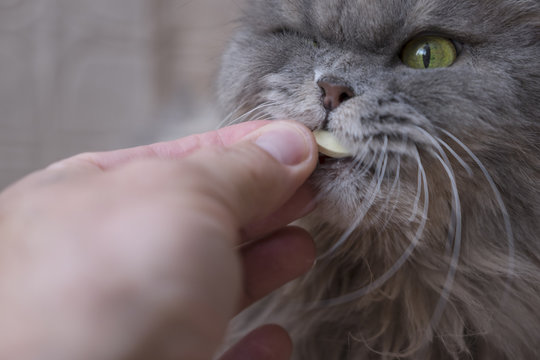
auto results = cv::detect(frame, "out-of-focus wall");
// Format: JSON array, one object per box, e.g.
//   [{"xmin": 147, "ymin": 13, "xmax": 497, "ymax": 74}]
[{"xmin": 0, "ymin": 0, "xmax": 243, "ymax": 189}]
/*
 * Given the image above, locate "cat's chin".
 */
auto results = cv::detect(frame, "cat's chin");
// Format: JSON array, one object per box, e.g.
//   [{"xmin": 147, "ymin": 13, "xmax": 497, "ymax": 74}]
[
  {"xmin": 308, "ymin": 154, "xmax": 423, "ymax": 231},
  {"xmin": 308, "ymin": 168, "xmax": 380, "ymax": 229}
]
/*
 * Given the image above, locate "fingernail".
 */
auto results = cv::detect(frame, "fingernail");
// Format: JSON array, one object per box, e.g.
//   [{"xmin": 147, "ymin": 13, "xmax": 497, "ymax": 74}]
[{"xmin": 254, "ymin": 122, "xmax": 312, "ymax": 166}]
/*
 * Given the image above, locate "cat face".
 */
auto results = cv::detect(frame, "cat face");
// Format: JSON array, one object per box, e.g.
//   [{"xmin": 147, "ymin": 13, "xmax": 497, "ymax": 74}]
[
  {"xmin": 219, "ymin": 2, "xmax": 540, "ymax": 356},
  {"xmin": 219, "ymin": 0, "xmax": 539, "ymax": 241}
]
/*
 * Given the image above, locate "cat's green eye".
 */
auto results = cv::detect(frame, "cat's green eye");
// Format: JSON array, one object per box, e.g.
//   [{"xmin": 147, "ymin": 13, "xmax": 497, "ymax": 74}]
[{"xmin": 402, "ymin": 36, "xmax": 457, "ymax": 69}]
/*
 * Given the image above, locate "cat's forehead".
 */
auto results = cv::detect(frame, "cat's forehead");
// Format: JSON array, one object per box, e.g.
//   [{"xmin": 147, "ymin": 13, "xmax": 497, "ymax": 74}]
[{"xmin": 246, "ymin": 0, "xmax": 538, "ymax": 47}]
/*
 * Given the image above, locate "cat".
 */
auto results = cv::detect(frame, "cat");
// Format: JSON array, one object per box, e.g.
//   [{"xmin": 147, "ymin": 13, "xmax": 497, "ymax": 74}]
[{"xmin": 217, "ymin": 1, "xmax": 540, "ymax": 359}]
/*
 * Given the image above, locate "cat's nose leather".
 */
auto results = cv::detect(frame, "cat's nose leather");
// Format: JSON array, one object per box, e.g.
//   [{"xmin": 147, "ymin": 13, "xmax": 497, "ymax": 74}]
[{"xmin": 317, "ymin": 79, "xmax": 355, "ymax": 111}]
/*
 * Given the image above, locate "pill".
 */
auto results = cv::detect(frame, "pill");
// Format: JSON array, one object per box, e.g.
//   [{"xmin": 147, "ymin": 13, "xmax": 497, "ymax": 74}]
[{"xmin": 313, "ymin": 130, "xmax": 352, "ymax": 159}]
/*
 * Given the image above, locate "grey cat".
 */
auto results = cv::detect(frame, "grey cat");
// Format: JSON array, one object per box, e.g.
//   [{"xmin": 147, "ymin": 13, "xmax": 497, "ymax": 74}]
[{"xmin": 217, "ymin": 0, "xmax": 540, "ymax": 359}]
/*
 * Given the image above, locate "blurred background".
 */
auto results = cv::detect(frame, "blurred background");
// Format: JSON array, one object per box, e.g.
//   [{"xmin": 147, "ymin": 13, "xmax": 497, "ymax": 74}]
[{"xmin": 0, "ymin": 0, "xmax": 243, "ymax": 189}]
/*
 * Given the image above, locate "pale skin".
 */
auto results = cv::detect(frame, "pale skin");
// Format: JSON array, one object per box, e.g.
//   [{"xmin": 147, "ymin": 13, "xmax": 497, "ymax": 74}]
[{"xmin": 0, "ymin": 120, "xmax": 319, "ymax": 360}]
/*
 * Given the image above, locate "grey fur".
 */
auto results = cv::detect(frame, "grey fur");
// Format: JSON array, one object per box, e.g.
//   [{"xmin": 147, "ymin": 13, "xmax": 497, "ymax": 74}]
[{"xmin": 218, "ymin": 1, "xmax": 540, "ymax": 359}]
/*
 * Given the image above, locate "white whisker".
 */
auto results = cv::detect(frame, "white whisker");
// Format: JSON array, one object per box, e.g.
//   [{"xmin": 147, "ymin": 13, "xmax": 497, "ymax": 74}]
[
  {"xmin": 413, "ymin": 126, "xmax": 453, "ymax": 168},
  {"xmin": 409, "ymin": 160, "xmax": 423, "ymax": 222},
  {"xmin": 414, "ymin": 127, "xmax": 462, "ymax": 259},
  {"xmin": 351, "ymin": 137, "xmax": 375, "ymax": 176},
  {"xmin": 439, "ymin": 128, "xmax": 516, "ymax": 302},
  {"xmin": 216, "ymin": 99, "xmax": 248, "ymax": 128},
  {"xmin": 218, "ymin": 101, "xmax": 277, "ymax": 128},
  {"xmin": 319, "ymin": 137, "xmax": 388, "ymax": 259},
  {"xmin": 380, "ymin": 175, "xmax": 402, "ymax": 232},
  {"xmin": 377, "ymin": 155, "xmax": 402, "ymax": 228},
  {"xmin": 314, "ymin": 146, "xmax": 427, "ymax": 308},
  {"xmin": 437, "ymin": 138, "xmax": 474, "ymax": 177},
  {"xmin": 429, "ymin": 151, "xmax": 462, "ymax": 329},
  {"xmin": 356, "ymin": 154, "xmax": 377, "ymax": 177}
]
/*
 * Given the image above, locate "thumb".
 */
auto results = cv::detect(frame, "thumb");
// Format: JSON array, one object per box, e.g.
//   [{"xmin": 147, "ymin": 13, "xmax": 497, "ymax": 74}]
[{"xmin": 181, "ymin": 120, "xmax": 318, "ymax": 233}]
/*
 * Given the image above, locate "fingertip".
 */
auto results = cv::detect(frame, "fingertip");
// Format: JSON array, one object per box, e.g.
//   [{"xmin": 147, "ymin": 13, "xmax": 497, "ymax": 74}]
[
  {"xmin": 184, "ymin": 121, "xmax": 318, "ymax": 232},
  {"xmin": 252, "ymin": 121, "xmax": 318, "ymax": 167}
]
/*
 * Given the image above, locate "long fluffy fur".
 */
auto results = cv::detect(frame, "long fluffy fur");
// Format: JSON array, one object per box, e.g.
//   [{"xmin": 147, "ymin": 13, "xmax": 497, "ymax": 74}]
[{"xmin": 218, "ymin": 1, "xmax": 540, "ymax": 359}]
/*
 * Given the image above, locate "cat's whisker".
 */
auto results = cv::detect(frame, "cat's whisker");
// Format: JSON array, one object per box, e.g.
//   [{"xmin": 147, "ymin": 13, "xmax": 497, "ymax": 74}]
[
  {"xmin": 375, "ymin": 154, "xmax": 401, "ymax": 229},
  {"xmin": 368, "ymin": 149, "xmax": 391, "ymax": 226},
  {"xmin": 436, "ymin": 138, "xmax": 474, "ymax": 177},
  {"xmin": 412, "ymin": 126, "xmax": 454, "ymax": 167},
  {"xmin": 429, "ymin": 151, "xmax": 462, "ymax": 329},
  {"xmin": 408, "ymin": 159, "xmax": 423, "ymax": 222},
  {"xmin": 438, "ymin": 128, "xmax": 516, "ymax": 302},
  {"xmin": 413, "ymin": 127, "xmax": 461, "ymax": 258},
  {"xmin": 314, "ymin": 147, "xmax": 429, "ymax": 307},
  {"xmin": 360, "ymin": 136, "xmax": 389, "ymax": 215},
  {"xmin": 217, "ymin": 99, "xmax": 250, "ymax": 128},
  {"xmin": 247, "ymin": 113, "xmax": 272, "ymax": 123},
  {"xmin": 412, "ymin": 147, "xmax": 430, "ymax": 259},
  {"xmin": 380, "ymin": 173, "xmax": 402, "ymax": 233},
  {"xmin": 346, "ymin": 137, "xmax": 375, "ymax": 177},
  {"xmin": 378, "ymin": 145, "xmax": 389, "ymax": 180},
  {"xmin": 346, "ymin": 149, "xmax": 430, "ymax": 358},
  {"xmin": 319, "ymin": 173, "xmax": 380, "ymax": 259},
  {"xmin": 443, "ymin": 203, "xmax": 458, "ymax": 259},
  {"xmin": 318, "ymin": 137, "xmax": 388, "ymax": 260},
  {"xmin": 378, "ymin": 136, "xmax": 407, "ymax": 231},
  {"xmin": 355, "ymin": 150, "xmax": 378, "ymax": 178},
  {"xmin": 241, "ymin": 101, "xmax": 277, "ymax": 121},
  {"xmin": 410, "ymin": 126, "xmax": 462, "ymax": 328},
  {"xmin": 219, "ymin": 101, "xmax": 278, "ymax": 128},
  {"xmin": 310, "ymin": 136, "xmax": 376, "ymax": 221},
  {"xmin": 315, "ymin": 174, "xmax": 378, "ymax": 261}
]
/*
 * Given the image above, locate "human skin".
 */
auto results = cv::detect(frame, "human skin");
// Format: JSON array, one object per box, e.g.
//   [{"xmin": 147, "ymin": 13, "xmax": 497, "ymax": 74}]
[{"xmin": 0, "ymin": 120, "xmax": 319, "ymax": 360}]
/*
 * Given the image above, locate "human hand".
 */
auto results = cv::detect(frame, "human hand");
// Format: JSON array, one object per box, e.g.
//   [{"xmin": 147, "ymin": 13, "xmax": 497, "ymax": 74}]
[{"xmin": 0, "ymin": 120, "xmax": 318, "ymax": 360}]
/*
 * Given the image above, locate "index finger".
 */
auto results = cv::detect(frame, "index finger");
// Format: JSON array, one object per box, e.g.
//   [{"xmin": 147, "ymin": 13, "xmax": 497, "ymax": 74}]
[{"xmin": 53, "ymin": 120, "xmax": 272, "ymax": 172}]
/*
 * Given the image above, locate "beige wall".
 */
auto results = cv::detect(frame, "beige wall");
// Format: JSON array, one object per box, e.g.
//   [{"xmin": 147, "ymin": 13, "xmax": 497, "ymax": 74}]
[{"xmin": 0, "ymin": 0, "xmax": 242, "ymax": 189}]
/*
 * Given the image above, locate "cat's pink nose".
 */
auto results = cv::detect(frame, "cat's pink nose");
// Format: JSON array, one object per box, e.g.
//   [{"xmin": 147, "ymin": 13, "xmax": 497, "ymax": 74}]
[{"xmin": 318, "ymin": 79, "xmax": 355, "ymax": 111}]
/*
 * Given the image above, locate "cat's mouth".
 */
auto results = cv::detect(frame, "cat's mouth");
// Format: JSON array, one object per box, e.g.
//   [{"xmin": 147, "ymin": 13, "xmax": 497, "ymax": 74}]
[
  {"xmin": 316, "ymin": 149, "xmax": 391, "ymax": 178},
  {"xmin": 318, "ymin": 154, "xmax": 335, "ymax": 165},
  {"xmin": 317, "ymin": 153, "xmax": 353, "ymax": 165}
]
